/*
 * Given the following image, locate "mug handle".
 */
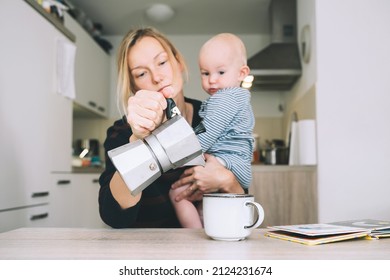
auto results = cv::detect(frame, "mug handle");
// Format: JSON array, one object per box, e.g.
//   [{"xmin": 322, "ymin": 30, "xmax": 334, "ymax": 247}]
[{"xmin": 244, "ymin": 201, "xmax": 265, "ymax": 229}]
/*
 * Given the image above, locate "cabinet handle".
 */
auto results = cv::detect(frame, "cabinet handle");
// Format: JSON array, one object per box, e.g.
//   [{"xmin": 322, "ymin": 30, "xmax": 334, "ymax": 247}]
[
  {"xmin": 92, "ymin": 178, "xmax": 99, "ymax": 184},
  {"xmin": 88, "ymin": 101, "xmax": 97, "ymax": 108},
  {"xmin": 57, "ymin": 180, "xmax": 71, "ymax": 185},
  {"xmin": 97, "ymin": 106, "xmax": 105, "ymax": 112},
  {"xmin": 32, "ymin": 191, "xmax": 49, "ymax": 198},
  {"xmin": 30, "ymin": 212, "xmax": 49, "ymax": 221}
]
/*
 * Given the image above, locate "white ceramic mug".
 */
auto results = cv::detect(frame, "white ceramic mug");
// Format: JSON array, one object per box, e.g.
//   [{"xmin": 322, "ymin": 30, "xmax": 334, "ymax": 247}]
[{"xmin": 203, "ymin": 193, "xmax": 264, "ymax": 241}]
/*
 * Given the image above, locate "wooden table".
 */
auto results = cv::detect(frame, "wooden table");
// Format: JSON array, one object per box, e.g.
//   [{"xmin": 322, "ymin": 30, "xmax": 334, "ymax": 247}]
[{"xmin": 0, "ymin": 227, "xmax": 389, "ymax": 260}]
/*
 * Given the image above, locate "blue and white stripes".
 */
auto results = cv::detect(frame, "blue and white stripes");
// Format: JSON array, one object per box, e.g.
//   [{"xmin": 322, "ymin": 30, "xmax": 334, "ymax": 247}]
[{"xmin": 197, "ymin": 87, "xmax": 254, "ymax": 189}]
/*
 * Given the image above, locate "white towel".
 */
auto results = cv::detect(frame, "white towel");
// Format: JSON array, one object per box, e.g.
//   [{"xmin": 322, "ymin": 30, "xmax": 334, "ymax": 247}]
[
  {"xmin": 298, "ymin": 120, "xmax": 317, "ymax": 165},
  {"xmin": 56, "ymin": 38, "xmax": 76, "ymax": 100},
  {"xmin": 289, "ymin": 119, "xmax": 317, "ymax": 165}
]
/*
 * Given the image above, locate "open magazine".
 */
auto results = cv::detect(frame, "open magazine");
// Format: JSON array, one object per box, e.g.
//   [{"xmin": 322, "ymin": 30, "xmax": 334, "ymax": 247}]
[{"xmin": 265, "ymin": 219, "xmax": 390, "ymax": 245}]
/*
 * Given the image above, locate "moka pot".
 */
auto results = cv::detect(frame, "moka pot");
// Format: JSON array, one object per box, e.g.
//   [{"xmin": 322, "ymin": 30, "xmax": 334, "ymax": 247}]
[{"xmin": 108, "ymin": 99, "xmax": 205, "ymax": 196}]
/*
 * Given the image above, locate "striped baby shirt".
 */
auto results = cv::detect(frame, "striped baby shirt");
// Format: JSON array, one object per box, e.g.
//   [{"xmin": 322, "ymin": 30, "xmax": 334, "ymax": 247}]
[{"xmin": 197, "ymin": 87, "xmax": 255, "ymax": 189}]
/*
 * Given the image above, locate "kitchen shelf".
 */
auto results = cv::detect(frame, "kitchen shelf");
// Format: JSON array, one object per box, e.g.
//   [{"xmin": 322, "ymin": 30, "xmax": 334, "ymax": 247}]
[{"xmin": 24, "ymin": 0, "xmax": 75, "ymax": 42}]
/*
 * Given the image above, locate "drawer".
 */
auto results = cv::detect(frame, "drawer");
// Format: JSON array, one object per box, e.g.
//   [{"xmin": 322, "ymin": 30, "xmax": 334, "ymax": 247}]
[{"xmin": 0, "ymin": 204, "xmax": 50, "ymax": 233}]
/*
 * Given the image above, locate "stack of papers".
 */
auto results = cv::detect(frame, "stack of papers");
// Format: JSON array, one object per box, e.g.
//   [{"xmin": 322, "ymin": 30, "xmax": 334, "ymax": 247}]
[{"xmin": 265, "ymin": 219, "xmax": 390, "ymax": 245}]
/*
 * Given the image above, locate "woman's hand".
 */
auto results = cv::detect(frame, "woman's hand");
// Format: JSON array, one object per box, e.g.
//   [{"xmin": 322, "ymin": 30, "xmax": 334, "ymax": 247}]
[
  {"xmin": 171, "ymin": 153, "xmax": 244, "ymax": 202},
  {"xmin": 127, "ymin": 87, "xmax": 175, "ymax": 140},
  {"xmin": 126, "ymin": 90, "xmax": 167, "ymax": 139}
]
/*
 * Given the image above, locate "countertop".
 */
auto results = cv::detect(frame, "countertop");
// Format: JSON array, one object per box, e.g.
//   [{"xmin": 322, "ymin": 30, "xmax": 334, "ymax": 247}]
[
  {"xmin": 251, "ymin": 163, "xmax": 316, "ymax": 172},
  {"xmin": 0, "ymin": 227, "xmax": 388, "ymax": 260},
  {"xmin": 71, "ymin": 166, "xmax": 104, "ymax": 174}
]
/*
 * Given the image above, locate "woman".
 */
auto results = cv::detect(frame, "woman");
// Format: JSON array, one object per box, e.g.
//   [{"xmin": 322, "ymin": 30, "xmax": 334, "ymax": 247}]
[{"xmin": 99, "ymin": 27, "xmax": 244, "ymax": 228}]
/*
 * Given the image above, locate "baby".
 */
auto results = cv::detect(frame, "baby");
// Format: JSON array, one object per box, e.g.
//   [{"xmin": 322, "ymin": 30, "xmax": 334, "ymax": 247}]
[{"xmin": 170, "ymin": 33, "xmax": 255, "ymax": 228}]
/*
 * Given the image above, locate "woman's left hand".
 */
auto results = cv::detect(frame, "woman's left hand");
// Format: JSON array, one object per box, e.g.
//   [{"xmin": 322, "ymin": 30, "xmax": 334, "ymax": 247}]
[{"xmin": 171, "ymin": 153, "xmax": 244, "ymax": 202}]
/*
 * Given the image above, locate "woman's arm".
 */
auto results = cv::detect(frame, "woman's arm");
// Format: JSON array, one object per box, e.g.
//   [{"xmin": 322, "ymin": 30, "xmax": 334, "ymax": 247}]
[
  {"xmin": 108, "ymin": 90, "xmax": 167, "ymax": 208},
  {"xmin": 108, "ymin": 134, "xmax": 143, "ymax": 209},
  {"xmin": 171, "ymin": 153, "xmax": 244, "ymax": 202},
  {"xmin": 99, "ymin": 89, "xmax": 176, "ymax": 227},
  {"xmin": 110, "ymin": 171, "xmax": 142, "ymax": 208},
  {"xmin": 99, "ymin": 90, "xmax": 163, "ymax": 226},
  {"xmin": 98, "ymin": 120, "xmax": 142, "ymax": 227}
]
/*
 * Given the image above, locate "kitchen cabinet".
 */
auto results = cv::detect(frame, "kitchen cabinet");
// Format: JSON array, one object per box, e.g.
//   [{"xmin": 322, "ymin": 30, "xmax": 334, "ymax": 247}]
[
  {"xmin": 0, "ymin": 0, "xmax": 73, "ymax": 232},
  {"xmin": 48, "ymin": 88, "xmax": 73, "ymax": 172},
  {"xmin": 0, "ymin": 204, "xmax": 50, "ymax": 233},
  {"xmin": 250, "ymin": 165, "xmax": 317, "ymax": 228},
  {"xmin": 63, "ymin": 13, "xmax": 110, "ymax": 118},
  {"xmin": 49, "ymin": 173, "xmax": 106, "ymax": 228}
]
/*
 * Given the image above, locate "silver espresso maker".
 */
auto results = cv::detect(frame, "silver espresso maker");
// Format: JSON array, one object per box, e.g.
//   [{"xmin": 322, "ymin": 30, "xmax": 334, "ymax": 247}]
[{"xmin": 108, "ymin": 99, "xmax": 205, "ymax": 195}]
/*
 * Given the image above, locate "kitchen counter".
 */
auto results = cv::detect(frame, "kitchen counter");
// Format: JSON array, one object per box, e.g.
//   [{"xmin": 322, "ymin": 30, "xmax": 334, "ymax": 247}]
[
  {"xmin": 251, "ymin": 163, "xmax": 316, "ymax": 172},
  {"xmin": 71, "ymin": 166, "xmax": 104, "ymax": 174},
  {"xmin": 250, "ymin": 165, "xmax": 317, "ymax": 227},
  {"xmin": 0, "ymin": 227, "xmax": 388, "ymax": 260}
]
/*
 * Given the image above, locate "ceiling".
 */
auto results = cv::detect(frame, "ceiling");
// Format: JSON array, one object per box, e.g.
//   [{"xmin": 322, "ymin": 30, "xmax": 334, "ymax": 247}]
[{"xmin": 67, "ymin": 0, "xmax": 271, "ymax": 36}]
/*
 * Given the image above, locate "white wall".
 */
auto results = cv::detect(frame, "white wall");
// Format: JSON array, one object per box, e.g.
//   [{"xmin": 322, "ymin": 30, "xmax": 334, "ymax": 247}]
[
  {"xmin": 282, "ymin": 0, "xmax": 318, "ymax": 142},
  {"xmin": 285, "ymin": 0, "xmax": 317, "ymax": 111},
  {"xmin": 315, "ymin": 0, "xmax": 390, "ymax": 222}
]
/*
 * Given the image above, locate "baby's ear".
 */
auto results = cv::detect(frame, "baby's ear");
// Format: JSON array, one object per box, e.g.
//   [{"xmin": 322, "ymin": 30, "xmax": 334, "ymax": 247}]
[{"xmin": 239, "ymin": 65, "xmax": 250, "ymax": 81}]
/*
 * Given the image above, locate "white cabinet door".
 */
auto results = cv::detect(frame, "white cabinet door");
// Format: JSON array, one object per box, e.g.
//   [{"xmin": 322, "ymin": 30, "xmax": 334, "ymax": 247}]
[
  {"xmin": 0, "ymin": 204, "xmax": 50, "ymax": 233},
  {"xmin": 49, "ymin": 174, "xmax": 75, "ymax": 227},
  {"xmin": 249, "ymin": 167, "xmax": 317, "ymax": 227},
  {"xmin": 75, "ymin": 174, "xmax": 106, "ymax": 228},
  {"xmin": 48, "ymin": 91, "xmax": 73, "ymax": 172},
  {"xmin": 64, "ymin": 13, "xmax": 110, "ymax": 117},
  {"xmin": 50, "ymin": 173, "xmax": 106, "ymax": 228},
  {"xmin": 25, "ymin": 204, "xmax": 51, "ymax": 228}
]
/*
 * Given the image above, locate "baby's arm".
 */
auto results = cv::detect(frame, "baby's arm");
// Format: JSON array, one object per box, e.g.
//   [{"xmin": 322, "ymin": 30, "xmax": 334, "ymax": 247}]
[{"xmin": 198, "ymin": 89, "xmax": 241, "ymax": 151}]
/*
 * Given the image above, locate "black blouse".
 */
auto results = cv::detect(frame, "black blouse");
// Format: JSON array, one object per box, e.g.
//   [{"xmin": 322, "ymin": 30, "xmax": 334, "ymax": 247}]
[{"xmin": 98, "ymin": 97, "xmax": 202, "ymax": 228}]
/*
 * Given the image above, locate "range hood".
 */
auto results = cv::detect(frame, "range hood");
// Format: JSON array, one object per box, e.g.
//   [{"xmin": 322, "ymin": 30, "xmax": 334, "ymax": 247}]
[{"xmin": 247, "ymin": 0, "xmax": 302, "ymax": 91}]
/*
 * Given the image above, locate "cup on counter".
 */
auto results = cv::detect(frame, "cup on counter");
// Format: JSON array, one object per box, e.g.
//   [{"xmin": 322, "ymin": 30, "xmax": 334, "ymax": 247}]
[{"xmin": 203, "ymin": 193, "xmax": 264, "ymax": 241}]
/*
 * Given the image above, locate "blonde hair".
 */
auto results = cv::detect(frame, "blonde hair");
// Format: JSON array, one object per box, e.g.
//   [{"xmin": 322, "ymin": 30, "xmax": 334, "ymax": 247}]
[{"xmin": 116, "ymin": 27, "xmax": 188, "ymax": 115}]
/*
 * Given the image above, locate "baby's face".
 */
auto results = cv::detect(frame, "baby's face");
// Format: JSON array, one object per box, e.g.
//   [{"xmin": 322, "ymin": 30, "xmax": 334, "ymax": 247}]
[{"xmin": 199, "ymin": 45, "xmax": 244, "ymax": 95}]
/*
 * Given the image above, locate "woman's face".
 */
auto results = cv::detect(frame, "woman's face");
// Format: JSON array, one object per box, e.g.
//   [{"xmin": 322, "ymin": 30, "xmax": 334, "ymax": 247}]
[{"xmin": 127, "ymin": 36, "xmax": 183, "ymax": 97}]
